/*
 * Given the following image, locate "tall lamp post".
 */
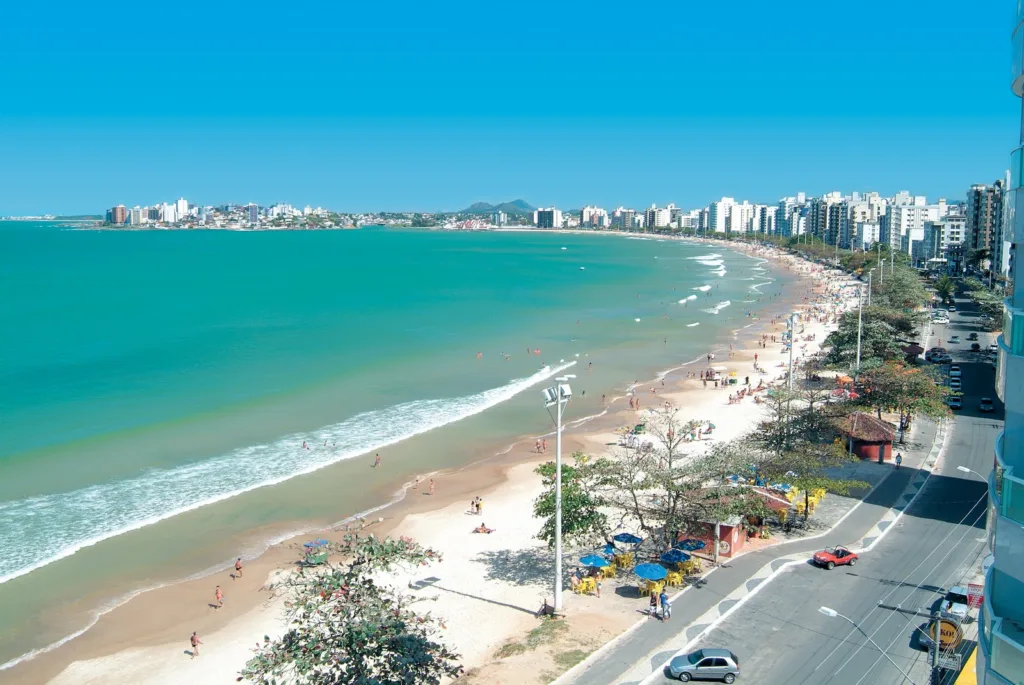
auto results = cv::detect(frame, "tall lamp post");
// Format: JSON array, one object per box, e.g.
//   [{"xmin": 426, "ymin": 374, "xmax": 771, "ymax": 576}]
[
  {"xmin": 542, "ymin": 374, "xmax": 575, "ymax": 612},
  {"xmin": 866, "ymin": 268, "xmax": 874, "ymax": 307},
  {"xmin": 818, "ymin": 607, "xmax": 918, "ymax": 684},
  {"xmin": 855, "ymin": 283, "xmax": 864, "ymax": 379}
]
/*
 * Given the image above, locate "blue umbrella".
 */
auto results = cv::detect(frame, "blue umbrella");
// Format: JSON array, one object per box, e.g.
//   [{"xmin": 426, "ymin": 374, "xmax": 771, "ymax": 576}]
[
  {"xmin": 613, "ymin": 532, "xmax": 643, "ymax": 544},
  {"xmin": 675, "ymin": 539, "xmax": 706, "ymax": 552},
  {"xmin": 303, "ymin": 539, "xmax": 328, "ymax": 548},
  {"xmin": 579, "ymin": 554, "xmax": 610, "ymax": 568},
  {"xmin": 601, "ymin": 544, "xmax": 617, "ymax": 556},
  {"xmin": 660, "ymin": 549, "xmax": 691, "ymax": 565},
  {"xmin": 634, "ymin": 563, "xmax": 668, "ymax": 581}
]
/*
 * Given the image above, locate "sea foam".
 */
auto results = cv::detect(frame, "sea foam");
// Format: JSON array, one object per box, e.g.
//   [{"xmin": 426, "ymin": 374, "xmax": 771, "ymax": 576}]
[
  {"xmin": 0, "ymin": 361, "xmax": 576, "ymax": 587},
  {"xmin": 702, "ymin": 300, "xmax": 732, "ymax": 315}
]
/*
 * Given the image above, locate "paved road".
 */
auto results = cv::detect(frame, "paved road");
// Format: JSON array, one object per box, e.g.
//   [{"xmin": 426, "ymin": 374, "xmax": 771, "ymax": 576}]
[
  {"xmin": 566, "ymin": 426, "xmax": 940, "ymax": 685},
  {"xmin": 645, "ymin": 294, "xmax": 1002, "ymax": 685}
]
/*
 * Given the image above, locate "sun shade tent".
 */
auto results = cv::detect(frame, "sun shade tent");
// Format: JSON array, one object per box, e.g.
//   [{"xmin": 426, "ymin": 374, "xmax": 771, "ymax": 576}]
[
  {"xmin": 613, "ymin": 533, "xmax": 643, "ymax": 544},
  {"xmin": 633, "ymin": 563, "xmax": 668, "ymax": 581},
  {"xmin": 579, "ymin": 554, "xmax": 610, "ymax": 567}
]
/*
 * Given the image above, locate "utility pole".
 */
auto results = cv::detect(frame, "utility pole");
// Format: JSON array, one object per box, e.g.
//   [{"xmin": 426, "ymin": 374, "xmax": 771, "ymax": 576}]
[
  {"xmin": 867, "ymin": 269, "xmax": 873, "ymax": 307},
  {"xmin": 787, "ymin": 314, "xmax": 796, "ymax": 390}
]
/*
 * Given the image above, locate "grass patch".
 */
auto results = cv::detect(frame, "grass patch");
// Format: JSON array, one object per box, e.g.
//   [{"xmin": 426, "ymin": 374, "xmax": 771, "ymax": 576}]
[
  {"xmin": 554, "ymin": 648, "xmax": 591, "ymax": 670},
  {"xmin": 493, "ymin": 617, "xmax": 569, "ymax": 660}
]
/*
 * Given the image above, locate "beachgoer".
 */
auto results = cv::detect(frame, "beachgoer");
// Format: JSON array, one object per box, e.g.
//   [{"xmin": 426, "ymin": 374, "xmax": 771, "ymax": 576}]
[
  {"xmin": 234, "ymin": 557, "xmax": 243, "ymax": 578},
  {"xmin": 473, "ymin": 523, "xmax": 494, "ymax": 534},
  {"xmin": 215, "ymin": 585, "xmax": 223, "ymax": 608},
  {"xmin": 542, "ymin": 439, "xmax": 547, "ymax": 452},
  {"xmin": 429, "ymin": 479, "xmax": 436, "ymax": 496},
  {"xmin": 190, "ymin": 631, "xmax": 202, "ymax": 657},
  {"xmin": 536, "ymin": 439, "xmax": 542, "ymax": 453},
  {"xmin": 649, "ymin": 592, "xmax": 659, "ymax": 618},
  {"xmin": 895, "ymin": 453, "xmax": 903, "ymax": 469},
  {"xmin": 477, "ymin": 498, "xmax": 483, "ymax": 515},
  {"xmin": 374, "ymin": 453, "xmax": 381, "ymax": 468},
  {"xmin": 302, "ymin": 441, "xmax": 308, "ymax": 450},
  {"xmin": 660, "ymin": 590, "xmax": 671, "ymax": 620}
]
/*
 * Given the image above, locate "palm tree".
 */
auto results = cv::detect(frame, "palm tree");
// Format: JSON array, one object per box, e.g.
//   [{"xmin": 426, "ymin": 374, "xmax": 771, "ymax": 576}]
[{"xmin": 934, "ymin": 275, "xmax": 955, "ymax": 303}]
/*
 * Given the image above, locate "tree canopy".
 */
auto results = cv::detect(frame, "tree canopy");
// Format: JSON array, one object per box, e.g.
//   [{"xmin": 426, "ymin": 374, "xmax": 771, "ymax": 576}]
[{"xmin": 240, "ymin": 534, "xmax": 463, "ymax": 685}]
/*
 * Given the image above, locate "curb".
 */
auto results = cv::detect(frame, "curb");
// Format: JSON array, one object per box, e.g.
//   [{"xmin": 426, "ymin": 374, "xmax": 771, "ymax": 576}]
[{"xmin": 631, "ymin": 419, "xmax": 951, "ymax": 685}]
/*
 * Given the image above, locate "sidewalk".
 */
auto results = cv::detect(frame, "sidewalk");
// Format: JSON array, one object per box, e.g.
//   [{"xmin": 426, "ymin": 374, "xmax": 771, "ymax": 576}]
[{"xmin": 558, "ymin": 418, "xmax": 943, "ymax": 685}]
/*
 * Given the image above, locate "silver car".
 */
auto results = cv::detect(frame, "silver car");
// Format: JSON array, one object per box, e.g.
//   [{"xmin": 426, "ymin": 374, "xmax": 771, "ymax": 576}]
[{"xmin": 668, "ymin": 648, "xmax": 740, "ymax": 682}]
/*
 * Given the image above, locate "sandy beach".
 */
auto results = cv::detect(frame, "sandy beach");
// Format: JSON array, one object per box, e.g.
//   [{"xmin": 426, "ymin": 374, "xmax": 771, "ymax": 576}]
[{"xmin": 8, "ymin": 238, "xmax": 859, "ymax": 685}]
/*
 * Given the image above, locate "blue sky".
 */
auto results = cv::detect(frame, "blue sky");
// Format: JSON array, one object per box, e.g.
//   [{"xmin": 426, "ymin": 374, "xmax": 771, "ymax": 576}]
[{"xmin": 0, "ymin": 1, "xmax": 1017, "ymax": 214}]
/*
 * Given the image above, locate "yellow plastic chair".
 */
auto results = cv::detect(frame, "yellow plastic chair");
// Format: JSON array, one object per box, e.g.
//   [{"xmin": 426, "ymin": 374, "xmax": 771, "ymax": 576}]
[
  {"xmin": 666, "ymin": 571, "xmax": 683, "ymax": 587},
  {"xmin": 601, "ymin": 564, "xmax": 617, "ymax": 579}
]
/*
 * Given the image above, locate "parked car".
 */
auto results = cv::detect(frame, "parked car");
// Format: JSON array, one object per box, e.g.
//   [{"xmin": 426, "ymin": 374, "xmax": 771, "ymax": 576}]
[
  {"xmin": 947, "ymin": 396, "xmax": 963, "ymax": 410},
  {"xmin": 949, "ymin": 336, "xmax": 961, "ymax": 344},
  {"xmin": 967, "ymin": 333, "xmax": 979, "ymax": 341},
  {"xmin": 981, "ymin": 397, "xmax": 995, "ymax": 412},
  {"xmin": 812, "ymin": 545, "xmax": 858, "ymax": 570},
  {"xmin": 940, "ymin": 586, "xmax": 971, "ymax": 622},
  {"xmin": 936, "ymin": 355, "xmax": 953, "ymax": 364},
  {"xmin": 949, "ymin": 304, "xmax": 956, "ymax": 312},
  {"xmin": 949, "ymin": 365, "xmax": 962, "ymax": 378},
  {"xmin": 668, "ymin": 648, "xmax": 740, "ymax": 682},
  {"xmin": 989, "ymin": 343, "xmax": 999, "ymax": 353},
  {"xmin": 971, "ymin": 343, "xmax": 982, "ymax": 352},
  {"xmin": 950, "ymin": 378, "xmax": 962, "ymax": 391}
]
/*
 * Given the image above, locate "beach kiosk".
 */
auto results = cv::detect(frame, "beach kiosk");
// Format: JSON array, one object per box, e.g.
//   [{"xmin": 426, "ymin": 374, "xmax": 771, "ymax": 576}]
[
  {"xmin": 840, "ymin": 412, "xmax": 896, "ymax": 463},
  {"xmin": 303, "ymin": 539, "xmax": 329, "ymax": 565}
]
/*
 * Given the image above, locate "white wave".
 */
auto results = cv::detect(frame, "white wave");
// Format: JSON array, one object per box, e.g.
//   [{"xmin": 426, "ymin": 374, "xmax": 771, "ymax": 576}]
[
  {"xmin": 677, "ymin": 295, "xmax": 698, "ymax": 304},
  {"xmin": 752, "ymin": 267, "xmax": 767, "ymax": 272},
  {"xmin": 695, "ymin": 259, "xmax": 723, "ymax": 267},
  {"xmin": 694, "ymin": 285, "xmax": 712, "ymax": 292},
  {"xmin": 702, "ymin": 300, "xmax": 732, "ymax": 315},
  {"xmin": 750, "ymin": 280, "xmax": 774, "ymax": 293},
  {"xmin": 0, "ymin": 361, "xmax": 576, "ymax": 586},
  {"xmin": 687, "ymin": 253, "xmax": 721, "ymax": 260},
  {"xmin": 634, "ymin": 318, "xmax": 641, "ymax": 322},
  {"xmin": 711, "ymin": 267, "xmax": 727, "ymax": 277},
  {"xmin": 686, "ymin": 322, "xmax": 700, "ymax": 327}
]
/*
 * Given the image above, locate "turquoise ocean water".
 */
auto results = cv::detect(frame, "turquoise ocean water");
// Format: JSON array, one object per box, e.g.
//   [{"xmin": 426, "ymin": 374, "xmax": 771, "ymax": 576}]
[{"xmin": 0, "ymin": 222, "xmax": 791, "ymax": 670}]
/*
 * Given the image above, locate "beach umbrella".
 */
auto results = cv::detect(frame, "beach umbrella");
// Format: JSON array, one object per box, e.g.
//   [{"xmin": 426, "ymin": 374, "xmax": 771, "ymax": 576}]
[
  {"xmin": 601, "ymin": 544, "xmax": 616, "ymax": 556},
  {"xmin": 303, "ymin": 539, "xmax": 328, "ymax": 548},
  {"xmin": 613, "ymin": 533, "xmax": 643, "ymax": 544},
  {"xmin": 676, "ymin": 539, "xmax": 706, "ymax": 552},
  {"xmin": 579, "ymin": 554, "xmax": 610, "ymax": 568},
  {"xmin": 660, "ymin": 549, "xmax": 691, "ymax": 565},
  {"xmin": 633, "ymin": 563, "xmax": 668, "ymax": 581}
]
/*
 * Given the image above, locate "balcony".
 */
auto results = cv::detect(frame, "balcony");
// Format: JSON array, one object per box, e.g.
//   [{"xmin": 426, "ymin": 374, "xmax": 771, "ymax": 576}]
[
  {"xmin": 1006, "ymin": 301, "xmax": 1024, "ymax": 356},
  {"xmin": 993, "ymin": 616, "xmax": 1024, "ymax": 684}
]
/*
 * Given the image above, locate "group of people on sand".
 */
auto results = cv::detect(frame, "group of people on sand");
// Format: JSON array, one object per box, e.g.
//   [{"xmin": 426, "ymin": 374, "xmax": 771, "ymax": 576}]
[
  {"xmin": 569, "ymin": 566, "xmax": 603, "ymax": 597},
  {"xmin": 189, "ymin": 556, "xmax": 246, "ymax": 657}
]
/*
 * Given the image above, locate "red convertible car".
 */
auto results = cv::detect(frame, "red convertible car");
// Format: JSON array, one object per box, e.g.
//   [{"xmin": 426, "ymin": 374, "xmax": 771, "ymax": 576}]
[{"xmin": 812, "ymin": 545, "xmax": 858, "ymax": 570}]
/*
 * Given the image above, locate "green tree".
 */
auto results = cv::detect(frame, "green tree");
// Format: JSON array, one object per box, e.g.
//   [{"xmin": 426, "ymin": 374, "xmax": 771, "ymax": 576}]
[
  {"xmin": 858, "ymin": 362, "xmax": 951, "ymax": 442},
  {"xmin": 533, "ymin": 453, "xmax": 608, "ymax": 548},
  {"xmin": 933, "ymin": 275, "xmax": 956, "ymax": 303},
  {"xmin": 821, "ymin": 314, "xmax": 906, "ymax": 371},
  {"xmin": 240, "ymin": 534, "xmax": 462, "ymax": 685}
]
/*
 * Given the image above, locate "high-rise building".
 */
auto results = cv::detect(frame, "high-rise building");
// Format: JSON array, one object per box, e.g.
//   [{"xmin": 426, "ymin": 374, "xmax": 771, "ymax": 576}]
[
  {"xmin": 108, "ymin": 205, "xmax": 127, "ymax": 225},
  {"xmin": 967, "ymin": 182, "xmax": 1005, "ymax": 257},
  {"xmin": 129, "ymin": 207, "xmax": 144, "ymax": 225},
  {"xmin": 247, "ymin": 203, "xmax": 259, "ymax": 225},
  {"xmin": 581, "ymin": 206, "xmax": 608, "ymax": 228},
  {"xmin": 708, "ymin": 198, "xmax": 735, "ymax": 233},
  {"xmin": 491, "ymin": 211, "xmax": 508, "ymax": 227},
  {"xmin": 644, "ymin": 204, "xmax": 671, "ymax": 230},
  {"xmin": 978, "ymin": 8, "xmax": 1024, "ymax": 683},
  {"xmin": 612, "ymin": 207, "xmax": 637, "ymax": 230},
  {"xmin": 176, "ymin": 197, "xmax": 189, "ymax": 219},
  {"xmin": 534, "ymin": 208, "xmax": 562, "ymax": 229}
]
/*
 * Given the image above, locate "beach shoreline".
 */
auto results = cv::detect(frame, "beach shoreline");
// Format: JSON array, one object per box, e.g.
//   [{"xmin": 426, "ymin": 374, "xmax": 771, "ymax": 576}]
[{"xmin": 5, "ymin": 237, "xmax": 844, "ymax": 685}]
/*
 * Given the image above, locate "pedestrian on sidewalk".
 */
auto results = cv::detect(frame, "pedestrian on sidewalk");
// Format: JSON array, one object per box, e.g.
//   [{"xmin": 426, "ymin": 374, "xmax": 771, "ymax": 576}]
[
  {"xmin": 649, "ymin": 591, "xmax": 659, "ymax": 618},
  {"xmin": 895, "ymin": 452, "xmax": 903, "ymax": 470},
  {"xmin": 660, "ymin": 590, "xmax": 671, "ymax": 621}
]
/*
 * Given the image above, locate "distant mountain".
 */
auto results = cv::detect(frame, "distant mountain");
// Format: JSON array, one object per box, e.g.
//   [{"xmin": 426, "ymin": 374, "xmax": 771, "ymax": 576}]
[{"xmin": 459, "ymin": 199, "xmax": 535, "ymax": 215}]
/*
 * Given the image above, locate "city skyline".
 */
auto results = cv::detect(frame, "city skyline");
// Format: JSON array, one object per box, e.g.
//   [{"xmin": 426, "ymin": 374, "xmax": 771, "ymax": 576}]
[{"xmin": 0, "ymin": 0, "xmax": 1015, "ymax": 214}]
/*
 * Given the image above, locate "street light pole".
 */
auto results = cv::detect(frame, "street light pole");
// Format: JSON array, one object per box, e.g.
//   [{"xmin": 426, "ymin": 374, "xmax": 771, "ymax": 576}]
[
  {"xmin": 818, "ymin": 607, "xmax": 918, "ymax": 685},
  {"xmin": 543, "ymin": 374, "xmax": 575, "ymax": 612},
  {"xmin": 867, "ymin": 269, "xmax": 874, "ymax": 307},
  {"xmin": 787, "ymin": 314, "xmax": 797, "ymax": 390},
  {"xmin": 855, "ymin": 284, "xmax": 864, "ymax": 377}
]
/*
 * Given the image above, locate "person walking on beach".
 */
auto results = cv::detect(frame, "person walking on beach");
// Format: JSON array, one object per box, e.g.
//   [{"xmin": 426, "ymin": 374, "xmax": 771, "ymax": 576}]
[
  {"xmin": 660, "ymin": 590, "xmax": 671, "ymax": 621},
  {"xmin": 542, "ymin": 438, "xmax": 547, "ymax": 452},
  {"xmin": 429, "ymin": 479, "xmax": 436, "ymax": 496},
  {"xmin": 234, "ymin": 557, "xmax": 243, "ymax": 579},
  {"xmin": 536, "ymin": 439, "xmax": 542, "ymax": 453},
  {"xmin": 476, "ymin": 497, "xmax": 483, "ymax": 515},
  {"xmin": 190, "ymin": 631, "xmax": 202, "ymax": 658},
  {"xmin": 373, "ymin": 453, "xmax": 381, "ymax": 468},
  {"xmin": 215, "ymin": 585, "xmax": 223, "ymax": 608}
]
